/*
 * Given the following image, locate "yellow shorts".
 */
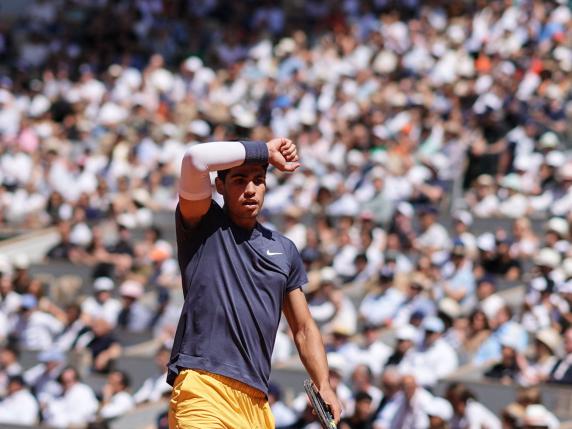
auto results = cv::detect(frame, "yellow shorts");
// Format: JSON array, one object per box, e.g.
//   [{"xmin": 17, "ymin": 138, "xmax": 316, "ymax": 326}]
[{"xmin": 168, "ymin": 369, "xmax": 275, "ymax": 429}]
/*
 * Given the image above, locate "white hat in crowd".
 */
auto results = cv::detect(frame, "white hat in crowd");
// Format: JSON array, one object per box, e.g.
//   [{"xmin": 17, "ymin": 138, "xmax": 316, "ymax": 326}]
[{"xmin": 93, "ymin": 277, "xmax": 114, "ymax": 292}]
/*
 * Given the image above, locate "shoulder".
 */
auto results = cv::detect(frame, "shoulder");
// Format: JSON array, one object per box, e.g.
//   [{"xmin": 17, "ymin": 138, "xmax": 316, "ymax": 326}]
[
  {"xmin": 176, "ymin": 200, "xmax": 226, "ymax": 237},
  {"xmin": 262, "ymin": 226, "xmax": 299, "ymax": 256}
]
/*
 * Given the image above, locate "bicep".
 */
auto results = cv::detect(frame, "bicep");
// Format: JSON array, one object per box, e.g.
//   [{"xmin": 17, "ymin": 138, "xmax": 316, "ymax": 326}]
[
  {"xmin": 179, "ymin": 196, "xmax": 211, "ymax": 227},
  {"xmin": 283, "ymin": 288, "xmax": 312, "ymax": 333}
]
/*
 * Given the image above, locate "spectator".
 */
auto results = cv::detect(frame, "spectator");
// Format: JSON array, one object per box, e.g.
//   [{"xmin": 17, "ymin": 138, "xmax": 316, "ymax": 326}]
[
  {"xmin": 349, "ymin": 324, "xmax": 392, "ymax": 378},
  {"xmin": 24, "ymin": 349, "xmax": 65, "ymax": 403},
  {"xmin": 8, "ymin": 293, "xmax": 63, "ymax": 351},
  {"xmin": 350, "ymin": 364, "xmax": 383, "ymax": 413},
  {"xmin": 42, "ymin": 366, "xmax": 99, "ymax": 428},
  {"xmin": 440, "ymin": 242, "xmax": 476, "ymax": 310},
  {"xmin": 0, "ymin": 375, "xmax": 39, "ymax": 426},
  {"xmin": 414, "ymin": 207, "xmax": 451, "ymax": 255},
  {"xmin": 327, "ymin": 353, "xmax": 354, "ymax": 417},
  {"xmin": 450, "ymin": 211, "xmax": 477, "ymax": 259},
  {"xmin": 359, "ymin": 268, "xmax": 405, "ymax": 328},
  {"xmin": 133, "ymin": 345, "xmax": 171, "ymax": 404},
  {"xmin": 446, "ymin": 383, "xmax": 501, "ymax": 429},
  {"xmin": 392, "ymin": 274, "xmax": 435, "ymax": 328},
  {"xmin": 46, "ymin": 221, "xmax": 79, "ymax": 261},
  {"xmin": 53, "ymin": 302, "xmax": 89, "ymax": 352},
  {"xmin": 522, "ymin": 404, "xmax": 559, "ymax": 429},
  {"xmin": 401, "ymin": 316, "xmax": 459, "ymax": 387},
  {"xmin": 520, "ymin": 328, "xmax": 561, "ymax": 386},
  {"xmin": 81, "ymin": 277, "xmax": 122, "ymax": 327},
  {"xmin": 340, "ymin": 391, "xmax": 375, "ymax": 429},
  {"xmin": 371, "ymin": 367, "xmax": 403, "ymax": 428},
  {"xmin": 500, "ymin": 402, "xmax": 526, "ymax": 429},
  {"xmin": 0, "ymin": 345, "xmax": 22, "ymax": 396},
  {"xmin": 116, "ymin": 280, "xmax": 152, "ymax": 333},
  {"xmin": 459, "ymin": 309, "xmax": 491, "ymax": 363},
  {"xmin": 385, "ymin": 325, "xmax": 418, "ymax": 368},
  {"xmin": 484, "ymin": 335, "xmax": 521, "ymax": 385},
  {"xmin": 85, "ymin": 318, "xmax": 122, "ymax": 374},
  {"xmin": 383, "ymin": 374, "xmax": 432, "ymax": 429},
  {"xmin": 426, "ymin": 397, "xmax": 453, "ymax": 429},
  {"xmin": 98, "ymin": 370, "xmax": 135, "ymax": 420},
  {"xmin": 0, "ymin": 269, "xmax": 21, "ymax": 317},
  {"xmin": 473, "ymin": 304, "xmax": 527, "ymax": 366},
  {"xmin": 548, "ymin": 327, "xmax": 572, "ymax": 384}
]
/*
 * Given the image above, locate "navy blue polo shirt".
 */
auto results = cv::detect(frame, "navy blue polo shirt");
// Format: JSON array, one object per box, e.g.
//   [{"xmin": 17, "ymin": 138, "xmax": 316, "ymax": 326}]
[{"xmin": 167, "ymin": 201, "xmax": 307, "ymax": 394}]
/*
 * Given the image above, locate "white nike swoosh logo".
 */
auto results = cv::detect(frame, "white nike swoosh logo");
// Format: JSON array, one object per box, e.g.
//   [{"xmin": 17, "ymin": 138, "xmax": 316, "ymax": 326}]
[{"xmin": 266, "ymin": 250, "xmax": 283, "ymax": 256}]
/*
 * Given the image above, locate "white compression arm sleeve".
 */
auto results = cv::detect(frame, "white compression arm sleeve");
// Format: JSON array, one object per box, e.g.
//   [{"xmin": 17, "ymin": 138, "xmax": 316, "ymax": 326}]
[{"xmin": 179, "ymin": 141, "xmax": 246, "ymax": 200}]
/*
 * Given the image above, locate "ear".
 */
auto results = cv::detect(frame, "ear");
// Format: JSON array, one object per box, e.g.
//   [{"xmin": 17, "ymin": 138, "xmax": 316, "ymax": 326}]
[{"xmin": 215, "ymin": 177, "xmax": 224, "ymax": 195}]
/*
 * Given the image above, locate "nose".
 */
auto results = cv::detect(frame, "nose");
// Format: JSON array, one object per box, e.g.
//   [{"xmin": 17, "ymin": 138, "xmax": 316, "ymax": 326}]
[{"xmin": 244, "ymin": 180, "xmax": 256, "ymax": 196}]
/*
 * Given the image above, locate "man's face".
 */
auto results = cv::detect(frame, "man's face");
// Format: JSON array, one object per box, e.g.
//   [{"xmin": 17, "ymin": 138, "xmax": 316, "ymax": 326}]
[
  {"xmin": 355, "ymin": 398, "xmax": 373, "ymax": 419},
  {"xmin": 424, "ymin": 330, "xmax": 440, "ymax": 347},
  {"xmin": 7, "ymin": 380, "xmax": 22, "ymax": 396},
  {"xmin": 396, "ymin": 338, "xmax": 413, "ymax": 354},
  {"xmin": 216, "ymin": 165, "xmax": 267, "ymax": 224},
  {"xmin": 419, "ymin": 213, "xmax": 434, "ymax": 229},
  {"xmin": 108, "ymin": 372, "xmax": 124, "ymax": 394},
  {"xmin": 381, "ymin": 374, "xmax": 401, "ymax": 397}
]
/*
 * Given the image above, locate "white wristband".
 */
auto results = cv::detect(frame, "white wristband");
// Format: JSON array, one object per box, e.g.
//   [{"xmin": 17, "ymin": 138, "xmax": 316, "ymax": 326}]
[{"xmin": 178, "ymin": 141, "xmax": 246, "ymax": 200}]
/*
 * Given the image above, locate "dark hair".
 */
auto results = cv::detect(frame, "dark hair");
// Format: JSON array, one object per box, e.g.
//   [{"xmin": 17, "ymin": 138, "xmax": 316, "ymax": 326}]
[
  {"xmin": 113, "ymin": 370, "xmax": 131, "ymax": 389},
  {"xmin": 354, "ymin": 391, "xmax": 373, "ymax": 402},
  {"xmin": 7, "ymin": 374, "xmax": 25, "ymax": 387},
  {"xmin": 217, "ymin": 169, "xmax": 231, "ymax": 182},
  {"xmin": 58, "ymin": 366, "xmax": 80, "ymax": 384},
  {"xmin": 446, "ymin": 383, "xmax": 476, "ymax": 404}
]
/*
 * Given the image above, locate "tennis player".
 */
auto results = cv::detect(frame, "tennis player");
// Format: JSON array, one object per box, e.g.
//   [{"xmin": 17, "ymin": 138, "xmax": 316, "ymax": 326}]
[{"xmin": 168, "ymin": 138, "xmax": 341, "ymax": 428}]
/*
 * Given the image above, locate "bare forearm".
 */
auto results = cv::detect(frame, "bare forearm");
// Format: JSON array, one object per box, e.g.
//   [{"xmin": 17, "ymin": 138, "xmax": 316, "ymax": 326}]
[{"xmin": 294, "ymin": 320, "xmax": 330, "ymax": 389}]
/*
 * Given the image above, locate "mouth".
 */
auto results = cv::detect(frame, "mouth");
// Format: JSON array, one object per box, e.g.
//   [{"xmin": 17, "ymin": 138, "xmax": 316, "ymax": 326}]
[{"xmin": 242, "ymin": 200, "xmax": 258, "ymax": 208}]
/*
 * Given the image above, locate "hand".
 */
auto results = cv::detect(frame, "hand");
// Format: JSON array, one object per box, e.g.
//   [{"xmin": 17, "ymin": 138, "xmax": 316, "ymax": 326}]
[
  {"xmin": 266, "ymin": 138, "xmax": 300, "ymax": 172},
  {"xmin": 318, "ymin": 385, "xmax": 342, "ymax": 424}
]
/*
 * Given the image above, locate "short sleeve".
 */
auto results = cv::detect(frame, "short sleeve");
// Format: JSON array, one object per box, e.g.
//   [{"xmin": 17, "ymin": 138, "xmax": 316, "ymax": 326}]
[
  {"xmin": 286, "ymin": 243, "xmax": 308, "ymax": 293},
  {"xmin": 175, "ymin": 202, "xmax": 222, "ymax": 268}
]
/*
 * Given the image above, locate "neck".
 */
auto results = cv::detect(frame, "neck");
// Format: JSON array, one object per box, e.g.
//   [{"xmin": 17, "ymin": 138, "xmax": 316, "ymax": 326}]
[
  {"xmin": 232, "ymin": 218, "xmax": 257, "ymax": 230},
  {"xmin": 226, "ymin": 208, "xmax": 257, "ymax": 230}
]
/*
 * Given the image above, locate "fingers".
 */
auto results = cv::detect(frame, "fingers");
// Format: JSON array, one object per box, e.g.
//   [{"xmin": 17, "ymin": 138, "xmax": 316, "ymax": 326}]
[
  {"xmin": 281, "ymin": 143, "xmax": 298, "ymax": 162},
  {"xmin": 282, "ymin": 162, "xmax": 301, "ymax": 172}
]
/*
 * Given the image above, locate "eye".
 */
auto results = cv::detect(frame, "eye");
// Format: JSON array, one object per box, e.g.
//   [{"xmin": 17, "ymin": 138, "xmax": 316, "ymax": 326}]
[
  {"xmin": 233, "ymin": 177, "xmax": 246, "ymax": 185},
  {"xmin": 254, "ymin": 176, "xmax": 266, "ymax": 185}
]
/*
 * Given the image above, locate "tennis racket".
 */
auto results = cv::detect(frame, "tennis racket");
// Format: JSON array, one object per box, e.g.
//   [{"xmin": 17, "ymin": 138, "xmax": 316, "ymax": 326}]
[{"xmin": 303, "ymin": 379, "xmax": 337, "ymax": 429}]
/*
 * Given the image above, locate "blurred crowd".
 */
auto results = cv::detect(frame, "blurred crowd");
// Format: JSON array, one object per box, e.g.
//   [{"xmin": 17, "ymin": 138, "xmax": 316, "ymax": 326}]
[{"xmin": 0, "ymin": 0, "xmax": 572, "ymax": 427}]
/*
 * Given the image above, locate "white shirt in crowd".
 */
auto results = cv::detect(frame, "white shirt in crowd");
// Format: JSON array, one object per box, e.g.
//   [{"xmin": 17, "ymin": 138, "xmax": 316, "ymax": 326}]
[
  {"xmin": 271, "ymin": 400, "xmax": 297, "ymax": 428},
  {"xmin": 0, "ymin": 291, "xmax": 21, "ymax": 316},
  {"xmin": 81, "ymin": 296, "xmax": 122, "ymax": 326},
  {"xmin": 100, "ymin": 391, "xmax": 135, "ymax": 419},
  {"xmin": 24, "ymin": 363, "xmax": 63, "ymax": 403},
  {"xmin": 271, "ymin": 328, "xmax": 292, "ymax": 364},
  {"xmin": 416, "ymin": 223, "xmax": 451, "ymax": 252},
  {"xmin": 377, "ymin": 388, "xmax": 433, "ymax": 429},
  {"xmin": 10, "ymin": 311, "xmax": 64, "ymax": 351},
  {"xmin": 43, "ymin": 382, "xmax": 99, "ymax": 428},
  {"xmin": 359, "ymin": 289, "xmax": 405, "ymax": 327},
  {"xmin": 400, "ymin": 338, "xmax": 459, "ymax": 387},
  {"xmin": 0, "ymin": 388, "xmax": 39, "ymax": 425},
  {"xmin": 451, "ymin": 399, "xmax": 501, "ymax": 429},
  {"xmin": 133, "ymin": 373, "xmax": 170, "ymax": 404}
]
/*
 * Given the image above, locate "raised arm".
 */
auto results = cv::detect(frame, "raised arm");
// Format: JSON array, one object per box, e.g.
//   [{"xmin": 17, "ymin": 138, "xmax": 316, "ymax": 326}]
[
  {"xmin": 283, "ymin": 288, "xmax": 341, "ymax": 423},
  {"xmin": 178, "ymin": 138, "xmax": 299, "ymax": 226}
]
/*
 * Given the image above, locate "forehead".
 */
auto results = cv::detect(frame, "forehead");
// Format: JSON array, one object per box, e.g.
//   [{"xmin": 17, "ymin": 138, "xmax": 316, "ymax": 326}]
[{"xmin": 226, "ymin": 164, "xmax": 267, "ymax": 178}]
